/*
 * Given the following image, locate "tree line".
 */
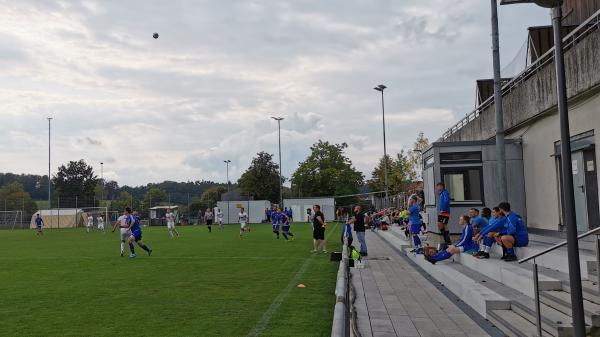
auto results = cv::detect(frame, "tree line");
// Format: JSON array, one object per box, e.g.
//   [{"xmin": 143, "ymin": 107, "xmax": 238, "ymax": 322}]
[{"xmin": 0, "ymin": 132, "xmax": 429, "ymax": 215}]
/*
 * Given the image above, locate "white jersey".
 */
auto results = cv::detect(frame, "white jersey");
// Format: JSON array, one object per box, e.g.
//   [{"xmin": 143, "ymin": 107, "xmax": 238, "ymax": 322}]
[
  {"xmin": 87, "ymin": 216, "xmax": 94, "ymax": 227},
  {"xmin": 239, "ymin": 212, "xmax": 248, "ymax": 223},
  {"xmin": 97, "ymin": 216, "xmax": 104, "ymax": 227},
  {"xmin": 166, "ymin": 212, "xmax": 176, "ymax": 223},
  {"xmin": 117, "ymin": 215, "xmax": 131, "ymax": 240},
  {"xmin": 217, "ymin": 211, "xmax": 224, "ymax": 220},
  {"xmin": 118, "ymin": 215, "xmax": 128, "ymax": 228}
]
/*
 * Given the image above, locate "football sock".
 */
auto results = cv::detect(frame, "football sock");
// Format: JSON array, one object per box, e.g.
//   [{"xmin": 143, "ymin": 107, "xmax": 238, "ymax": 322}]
[
  {"xmin": 413, "ymin": 234, "xmax": 421, "ymax": 248},
  {"xmin": 432, "ymin": 250, "xmax": 452, "ymax": 262},
  {"xmin": 507, "ymin": 248, "xmax": 515, "ymax": 256},
  {"xmin": 483, "ymin": 236, "xmax": 494, "ymax": 247},
  {"xmin": 129, "ymin": 243, "xmax": 135, "ymax": 254},
  {"xmin": 484, "ymin": 245, "xmax": 491, "ymax": 253},
  {"xmin": 442, "ymin": 230, "xmax": 452, "ymax": 245},
  {"xmin": 141, "ymin": 245, "xmax": 150, "ymax": 252}
]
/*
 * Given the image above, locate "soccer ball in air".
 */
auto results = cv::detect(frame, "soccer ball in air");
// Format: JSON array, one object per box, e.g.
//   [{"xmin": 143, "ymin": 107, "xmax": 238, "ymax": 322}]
[{"xmin": 153, "ymin": 32, "xmax": 159, "ymax": 39}]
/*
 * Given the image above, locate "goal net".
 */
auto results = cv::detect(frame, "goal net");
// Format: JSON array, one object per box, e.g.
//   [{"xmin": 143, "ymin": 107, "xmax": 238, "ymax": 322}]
[
  {"xmin": 0, "ymin": 211, "xmax": 23, "ymax": 229},
  {"xmin": 78, "ymin": 207, "xmax": 109, "ymax": 228}
]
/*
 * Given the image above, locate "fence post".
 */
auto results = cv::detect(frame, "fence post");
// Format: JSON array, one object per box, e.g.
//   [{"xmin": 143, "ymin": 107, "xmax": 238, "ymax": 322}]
[
  {"xmin": 57, "ymin": 197, "xmax": 60, "ymax": 229},
  {"xmin": 21, "ymin": 197, "xmax": 24, "ymax": 229},
  {"xmin": 75, "ymin": 196, "xmax": 78, "ymax": 229}
]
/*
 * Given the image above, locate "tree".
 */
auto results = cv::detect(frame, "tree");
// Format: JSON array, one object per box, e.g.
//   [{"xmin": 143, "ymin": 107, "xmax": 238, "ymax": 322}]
[
  {"xmin": 0, "ymin": 182, "xmax": 38, "ymax": 216},
  {"xmin": 368, "ymin": 151, "xmax": 416, "ymax": 195},
  {"xmin": 110, "ymin": 191, "xmax": 134, "ymax": 212},
  {"xmin": 143, "ymin": 187, "xmax": 168, "ymax": 208},
  {"xmin": 237, "ymin": 152, "xmax": 283, "ymax": 203},
  {"xmin": 200, "ymin": 186, "xmax": 227, "ymax": 206},
  {"xmin": 53, "ymin": 159, "xmax": 98, "ymax": 207},
  {"xmin": 291, "ymin": 141, "xmax": 364, "ymax": 200},
  {"xmin": 410, "ymin": 131, "xmax": 430, "ymax": 181}
]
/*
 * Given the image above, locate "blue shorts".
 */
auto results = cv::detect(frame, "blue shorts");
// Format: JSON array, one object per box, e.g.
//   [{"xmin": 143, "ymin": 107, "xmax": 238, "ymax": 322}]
[
  {"xmin": 131, "ymin": 230, "xmax": 142, "ymax": 241},
  {"xmin": 515, "ymin": 235, "xmax": 529, "ymax": 247},
  {"xmin": 282, "ymin": 225, "xmax": 290, "ymax": 232},
  {"xmin": 272, "ymin": 225, "xmax": 280, "ymax": 231},
  {"xmin": 410, "ymin": 223, "xmax": 422, "ymax": 234}
]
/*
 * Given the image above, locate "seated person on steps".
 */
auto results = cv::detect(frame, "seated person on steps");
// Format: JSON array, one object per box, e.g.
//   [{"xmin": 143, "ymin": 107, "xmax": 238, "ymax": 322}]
[
  {"xmin": 426, "ymin": 215, "xmax": 478, "ymax": 264},
  {"xmin": 475, "ymin": 202, "xmax": 528, "ymax": 262},
  {"xmin": 474, "ymin": 207, "xmax": 502, "ymax": 259}
]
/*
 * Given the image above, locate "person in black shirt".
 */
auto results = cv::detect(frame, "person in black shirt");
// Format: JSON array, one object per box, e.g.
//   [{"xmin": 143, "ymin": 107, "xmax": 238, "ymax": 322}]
[
  {"xmin": 349, "ymin": 206, "xmax": 367, "ymax": 256},
  {"xmin": 312, "ymin": 205, "xmax": 327, "ymax": 253}
]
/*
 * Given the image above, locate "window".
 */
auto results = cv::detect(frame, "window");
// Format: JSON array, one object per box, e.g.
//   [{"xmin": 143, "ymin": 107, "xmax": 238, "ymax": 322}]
[
  {"xmin": 424, "ymin": 156, "xmax": 434, "ymax": 168},
  {"xmin": 442, "ymin": 167, "xmax": 483, "ymax": 204},
  {"xmin": 440, "ymin": 152, "xmax": 482, "ymax": 165}
]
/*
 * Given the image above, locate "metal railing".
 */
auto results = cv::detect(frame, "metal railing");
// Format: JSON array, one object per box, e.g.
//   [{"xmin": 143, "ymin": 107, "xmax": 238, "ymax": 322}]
[
  {"xmin": 441, "ymin": 8, "xmax": 600, "ymax": 140},
  {"xmin": 518, "ymin": 226, "xmax": 600, "ymax": 337}
]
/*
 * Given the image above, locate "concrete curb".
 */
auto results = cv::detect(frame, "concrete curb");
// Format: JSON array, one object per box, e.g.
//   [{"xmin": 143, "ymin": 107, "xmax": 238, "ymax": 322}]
[{"xmin": 331, "ymin": 244, "xmax": 349, "ymax": 337}]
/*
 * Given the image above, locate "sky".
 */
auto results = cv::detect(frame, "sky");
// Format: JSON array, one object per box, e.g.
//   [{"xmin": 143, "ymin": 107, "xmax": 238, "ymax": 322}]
[{"xmin": 0, "ymin": 0, "xmax": 550, "ymax": 187}]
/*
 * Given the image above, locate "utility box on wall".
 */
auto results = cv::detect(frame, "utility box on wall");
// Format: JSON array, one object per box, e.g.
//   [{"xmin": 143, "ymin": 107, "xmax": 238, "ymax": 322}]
[{"xmin": 422, "ymin": 139, "xmax": 526, "ymax": 233}]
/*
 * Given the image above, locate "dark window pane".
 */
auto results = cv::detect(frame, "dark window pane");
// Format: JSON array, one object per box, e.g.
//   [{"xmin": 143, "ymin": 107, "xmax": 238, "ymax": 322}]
[
  {"xmin": 440, "ymin": 152, "xmax": 482, "ymax": 164},
  {"xmin": 442, "ymin": 168, "xmax": 483, "ymax": 203}
]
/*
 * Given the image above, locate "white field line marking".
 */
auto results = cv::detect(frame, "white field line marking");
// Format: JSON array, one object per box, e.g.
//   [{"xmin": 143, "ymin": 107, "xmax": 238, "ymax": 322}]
[{"xmin": 246, "ymin": 222, "xmax": 339, "ymax": 337}]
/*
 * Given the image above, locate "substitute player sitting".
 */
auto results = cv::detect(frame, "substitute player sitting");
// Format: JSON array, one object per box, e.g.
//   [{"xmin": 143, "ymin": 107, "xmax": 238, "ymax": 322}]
[{"xmin": 426, "ymin": 215, "xmax": 478, "ymax": 264}]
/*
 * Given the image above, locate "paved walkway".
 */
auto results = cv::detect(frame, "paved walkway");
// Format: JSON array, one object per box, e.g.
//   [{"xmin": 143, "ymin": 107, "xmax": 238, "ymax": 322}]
[{"xmin": 351, "ymin": 231, "xmax": 493, "ymax": 337}]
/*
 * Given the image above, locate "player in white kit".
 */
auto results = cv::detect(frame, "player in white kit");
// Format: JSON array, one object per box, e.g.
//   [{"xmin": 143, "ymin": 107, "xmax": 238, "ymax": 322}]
[
  {"xmin": 112, "ymin": 210, "xmax": 131, "ymax": 257},
  {"xmin": 86, "ymin": 215, "xmax": 94, "ymax": 233},
  {"xmin": 216, "ymin": 208, "xmax": 224, "ymax": 229},
  {"xmin": 165, "ymin": 208, "xmax": 179, "ymax": 238},
  {"xmin": 97, "ymin": 215, "xmax": 105, "ymax": 233},
  {"xmin": 239, "ymin": 208, "xmax": 249, "ymax": 238}
]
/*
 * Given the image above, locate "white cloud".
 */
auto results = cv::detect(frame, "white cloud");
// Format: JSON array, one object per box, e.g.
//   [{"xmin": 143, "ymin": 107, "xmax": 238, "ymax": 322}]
[{"xmin": 0, "ymin": 1, "xmax": 549, "ymax": 186}]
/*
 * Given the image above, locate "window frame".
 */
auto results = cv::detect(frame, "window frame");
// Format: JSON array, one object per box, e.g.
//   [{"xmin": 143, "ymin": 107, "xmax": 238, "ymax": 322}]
[{"xmin": 440, "ymin": 166, "xmax": 485, "ymax": 206}]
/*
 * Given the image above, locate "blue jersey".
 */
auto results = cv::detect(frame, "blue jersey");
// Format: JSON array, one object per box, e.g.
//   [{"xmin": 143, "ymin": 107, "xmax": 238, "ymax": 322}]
[
  {"xmin": 455, "ymin": 223, "xmax": 475, "ymax": 249},
  {"xmin": 470, "ymin": 215, "xmax": 489, "ymax": 229},
  {"xmin": 279, "ymin": 213, "xmax": 290, "ymax": 227},
  {"xmin": 272, "ymin": 213, "xmax": 280, "ymax": 230},
  {"xmin": 479, "ymin": 217, "xmax": 504, "ymax": 237},
  {"xmin": 408, "ymin": 204, "xmax": 421, "ymax": 233},
  {"xmin": 438, "ymin": 189, "xmax": 450, "ymax": 213},
  {"xmin": 35, "ymin": 217, "xmax": 43, "ymax": 226},
  {"xmin": 129, "ymin": 215, "xmax": 141, "ymax": 232}
]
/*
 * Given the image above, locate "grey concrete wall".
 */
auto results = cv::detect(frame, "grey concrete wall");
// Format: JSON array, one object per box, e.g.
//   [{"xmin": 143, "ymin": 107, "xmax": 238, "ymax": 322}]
[{"xmin": 445, "ymin": 27, "xmax": 600, "ymax": 142}]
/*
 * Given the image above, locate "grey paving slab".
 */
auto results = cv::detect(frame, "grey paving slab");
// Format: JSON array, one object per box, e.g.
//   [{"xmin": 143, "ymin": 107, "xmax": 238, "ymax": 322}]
[{"xmin": 349, "ymin": 231, "xmax": 492, "ymax": 337}]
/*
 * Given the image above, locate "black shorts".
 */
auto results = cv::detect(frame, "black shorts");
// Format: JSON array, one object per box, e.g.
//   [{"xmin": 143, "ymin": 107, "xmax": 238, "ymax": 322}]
[
  {"xmin": 437, "ymin": 214, "xmax": 450, "ymax": 225},
  {"xmin": 313, "ymin": 227, "xmax": 325, "ymax": 240},
  {"xmin": 206, "ymin": 219, "xmax": 213, "ymax": 225}
]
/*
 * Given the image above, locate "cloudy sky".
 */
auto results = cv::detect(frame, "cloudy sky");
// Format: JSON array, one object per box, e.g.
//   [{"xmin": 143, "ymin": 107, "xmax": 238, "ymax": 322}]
[{"xmin": 0, "ymin": 1, "xmax": 550, "ymax": 186}]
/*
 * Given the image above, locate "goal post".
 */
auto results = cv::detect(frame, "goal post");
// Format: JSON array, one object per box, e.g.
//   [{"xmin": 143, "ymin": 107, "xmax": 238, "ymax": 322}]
[{"xmin": 0, "ymin": 210, "xmax": 23, "ymax": 229}]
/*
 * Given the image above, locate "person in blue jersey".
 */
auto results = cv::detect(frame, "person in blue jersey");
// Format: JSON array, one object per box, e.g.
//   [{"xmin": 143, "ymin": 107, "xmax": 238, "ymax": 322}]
[
  {"xmin": 408, "ymin": 195, "xmax": 424, "ymax": 254},
  {"xmin": 436, "ymin": 182, "xmax": 452, "ymax": 249},
  {"xmin": 468, "ymin": 208, "xmax": 489, "ymax": 235},
  {"xmin": 495, "ymin": 202, "xmax": 528, "ymax": 262},
  {"xmin": 474, "ymin": 207, "xmax": 502, "ymax": 259},
  {"xmin": 278, "ymin": 208, "xmax": 294, "ymax": 241},
  {"xmin": 426, "ymin": 215, "xmax": 478, "ymax": 264},
  {"xmin": 125, "ymin": 208, "xmax": 153, "ymax": 259},
  {"xmin": 272, "ymin": 210, "xmax": 280, "ymax": 239},
  {"xmin": 34, "ymin": 214, "xmax": 44, "ymax": 236},
  {"xmin": 287, "ymin": 207, "xmax": 293, "ymax": 222}
]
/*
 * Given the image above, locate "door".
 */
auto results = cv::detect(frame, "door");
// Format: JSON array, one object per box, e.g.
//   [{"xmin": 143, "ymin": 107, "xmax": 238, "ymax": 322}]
[
  {"xmin": 584, "ymin": 150, "xmax": 599, "ymax": 229},
  {"xmin": 572, "ymin": 151, "xmax": 588, "ymax": 232}
]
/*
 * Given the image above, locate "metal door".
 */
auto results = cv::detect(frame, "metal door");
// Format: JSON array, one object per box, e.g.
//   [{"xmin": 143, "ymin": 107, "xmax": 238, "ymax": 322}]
[{"xmin": 572, "ymin": 151, "xmax": 588, "ymax": 232}]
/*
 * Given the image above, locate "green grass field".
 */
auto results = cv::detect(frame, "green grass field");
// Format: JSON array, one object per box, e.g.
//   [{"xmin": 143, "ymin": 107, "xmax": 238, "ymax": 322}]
[{"xmin": 0, "ymin": 222, "xmax": 342, "ymax": 337}]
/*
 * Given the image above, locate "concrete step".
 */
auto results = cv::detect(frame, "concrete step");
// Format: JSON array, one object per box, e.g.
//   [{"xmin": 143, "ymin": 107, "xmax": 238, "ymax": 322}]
[
  {"xmin": 488, "ymin": 309, "xmax": 554, "ymax": 337},
  {"xmin": 540, "ymin": 290, "xmax": 600, "ymax": 326},
  {"xmin": 489, "ymin": 242, "xmax": 596, "ymax": 278},
  {"xmin": 397, "ymin": 248, "xmax": 510, "ymax": 317},
  {"xmin": 450, "ymin": 250, "xmax": 563, "ymax": 299},
  {"xmin": 510, "ymin": 297, "xmax": 587, "ymax": 337}
]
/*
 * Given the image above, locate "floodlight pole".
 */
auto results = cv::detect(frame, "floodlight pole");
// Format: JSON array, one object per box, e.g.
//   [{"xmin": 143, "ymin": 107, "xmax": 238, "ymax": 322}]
[
  {"xmin": 100, "ymin": 162, "xmax": 104, "ymax": 203},
  {"xmin": 500, "ymin": 1, "xmax": 584, "ymax": 335},
  {"xmin": 490, "ymin": 0, "xmax": 508, "ymax": 203},
  {"xmin": 47, "ymin": 117, "xmax": 53, "ymax": 209},
  {"xmin": 374, "ymin": 85, "xmax": 389, "ymax": 208},
  {"xmin": 271, "ymin": 117, "xmax": 284, "ymax": 208},
  {"xmin": 224, "ymin": 160, "xmax": 231, "ymax": 224},
  {"xmin": 551, "ymin": 5, "xmax": 586, "ymax": 337}
]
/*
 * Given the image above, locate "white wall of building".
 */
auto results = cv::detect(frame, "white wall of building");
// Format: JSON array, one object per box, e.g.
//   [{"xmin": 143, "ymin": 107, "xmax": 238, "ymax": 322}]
[
  {"xmin": 216, "ymin": 200, "xmax": 270, "ymax": 224},
  {"xmin": 284, "ymin": 198, "xmax": 335, "ymax": 222},
  {"xmin": 507, "ymin": 91, "xmax": 600, "ymax": 231}
]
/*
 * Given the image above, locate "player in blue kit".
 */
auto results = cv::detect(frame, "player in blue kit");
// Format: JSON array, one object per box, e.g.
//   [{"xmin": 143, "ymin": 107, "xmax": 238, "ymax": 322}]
[
  {"xmin": 494, "ymin": 202, "xmax": 528, "ymax": 262},
  {"xmin": 426, "ymin": 215, "xmax": 478, "ymax": 264},
  {"xmin": 437, "ymin": 182, "xmax": 452, "ymax": 249},
  {"xmin": 278, "ymin": 208, "xmax": 294, "ymax": 241},
  {"xmin": 407, "ymin": 195, "xmax": 423, "ymax": 254},
  {"xmin": 34, "ymin": 214, "xmax": 44, "ymax": 236},
  {"xmin": 474, "ymin": 207, "xmax": 502, "ymax": 259},
  {"xmin": 126, "ymin": 208, "xmax": 153, "ymax": 259},
  {"xmin": 272, "ymin": 211, "xmax": 280, "ymax": 239}
]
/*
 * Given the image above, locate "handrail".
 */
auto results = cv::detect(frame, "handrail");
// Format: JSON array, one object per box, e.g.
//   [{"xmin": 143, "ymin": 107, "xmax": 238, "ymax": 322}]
[
  {"xmin": 441, "ymin": 8, "xmax": 600, "ymax": 140},
  {"xmin": 518, "ymin": 226, "xmax": 600, "ymax": 264}
]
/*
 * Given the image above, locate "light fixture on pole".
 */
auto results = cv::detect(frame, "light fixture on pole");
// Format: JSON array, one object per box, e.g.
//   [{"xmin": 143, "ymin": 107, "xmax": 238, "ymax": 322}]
[
  {"xmin": 500, "ymin": 1, "xmax": 585, "ymax": 337},
  {"xmin": 373, "ymin": 84, "xmax": 389, "ymax": 207},
  {"xmin": 271, "ymin": 117, "xmax": 284, "ymax": 208},
  {"xmin": 224, "ymin": 160, "xmax": 231, "ymax": 224},
  {"xmin": 47, "ymin": 117, "xmax": 53, "ymax": 209}
]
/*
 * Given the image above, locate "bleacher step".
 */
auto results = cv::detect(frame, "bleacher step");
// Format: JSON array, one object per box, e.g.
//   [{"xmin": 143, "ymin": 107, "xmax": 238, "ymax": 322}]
[
  {"xmin": 510, "ymin": 299, "xmax": 585, "ymax": 337},
  {"xmin": 488, "ymin": 309, "xmax": 554, "ymax": 337},
  {"xmin": 451, "ymin": 251, "xmax": 562, "ymax": 298},
  {"xmin": 540, "ymin": 290, "xmax": 600, "ymax": 326}
]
